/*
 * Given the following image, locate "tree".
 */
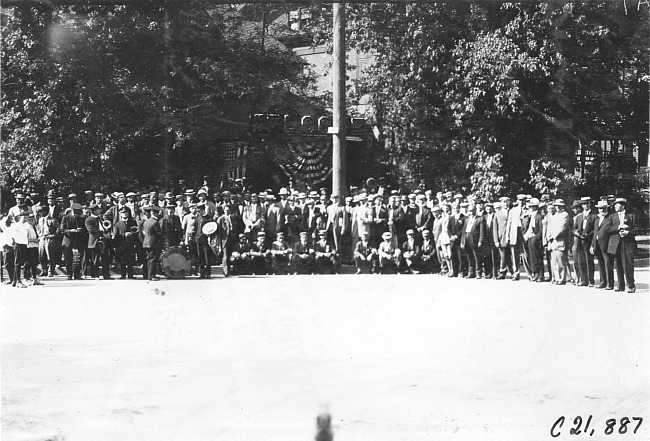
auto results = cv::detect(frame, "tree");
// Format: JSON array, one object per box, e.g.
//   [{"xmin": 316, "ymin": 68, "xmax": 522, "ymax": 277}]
[
  {"xmin": 344, "ymin": 2, "xmax": 648, "ymax": 199},
  {"xmin": 1, "ymin": 2, "xmax": 313, "ymax": 194}
]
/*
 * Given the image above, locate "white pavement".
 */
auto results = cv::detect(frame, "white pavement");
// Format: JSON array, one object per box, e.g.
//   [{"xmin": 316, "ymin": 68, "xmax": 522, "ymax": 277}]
[{"xmin": 2, "ymin": 274, "xmax": 649, "ymax": 441}]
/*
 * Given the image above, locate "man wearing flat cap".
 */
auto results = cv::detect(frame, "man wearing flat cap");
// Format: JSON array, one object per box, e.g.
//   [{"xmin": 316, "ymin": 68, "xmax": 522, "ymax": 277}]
[
  {"xmin": 86, "ymin": 203, "xmax": 112, "ymax": 280},
  {"xmin": 606, "ymin": 198, "xmax": 636, "ymax": 292}
]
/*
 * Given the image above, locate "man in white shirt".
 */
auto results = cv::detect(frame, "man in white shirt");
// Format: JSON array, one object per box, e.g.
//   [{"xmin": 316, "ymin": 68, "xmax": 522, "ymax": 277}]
[{"xmin": 10, "ymin": 211, "xmax": 29, "ymax": 288}]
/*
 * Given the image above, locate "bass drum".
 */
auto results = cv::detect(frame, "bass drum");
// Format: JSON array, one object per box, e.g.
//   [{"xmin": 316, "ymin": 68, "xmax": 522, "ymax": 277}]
[{"xmin": 161, "ymin": 246, "xmax": 192, "ymax": 279}]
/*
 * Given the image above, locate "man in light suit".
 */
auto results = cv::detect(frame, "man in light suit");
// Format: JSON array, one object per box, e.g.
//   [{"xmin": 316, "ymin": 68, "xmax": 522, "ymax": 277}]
[
  {"xmin": 505, "ymin": 194, "xmax": 527, "ymax": 280},
  {"xmin": 590, "ymin": 200, "xmax": 613, "ymax": 289},
  {"xmin": 606, "ymin": 198, "xmax": 636, "ymax": 293},
  {"xmin": 547, "ymin": 199, "xmax": 570, "ymax": 284},
  {"xmin": 493, "ymin": 198, "xmax": 513, "ymax": 279}
]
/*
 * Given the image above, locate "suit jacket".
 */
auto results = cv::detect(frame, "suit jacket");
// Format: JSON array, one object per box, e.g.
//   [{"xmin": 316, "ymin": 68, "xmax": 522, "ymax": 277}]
[
  {"xmin": 591, "ymin": 214, "xmax": 611, "ymax": 253},
  {"xmin": 461, "ymin": 214, "xmax": 483, "ymax": 248},
  {"xmin": 450, "ymin": 212, "xmax": 465, "ymax": 244},
  {"xmin": 431, "ymin": 216, "xmax": 443, "ymax": 246},
  {"xmin": 506, "ymin": 206, "xmax": 524, "ymax": 245},
  {"xmin": 414, "ymin": 206, "xmax": 433, "ymax": 233},
  {"xmin": 60, "ymin": 213, "xmax": 82, "ymax": 248},
  {"xmin": 85, "ymin": 215, "xmax": 102, "ymax": 249},
  {"xmin": 265, "ymin": 204, "xmax": 282, "ymax": 236},
  {"xmin": 493, "ymin": 210, "xmax": 509, "ymax": 248},
  {"xmin": 548, "ymin": 211, "xmax": 570, "ymax": 251},
  {"xmin": 141, "ymin": 216, "xmax": 163, "ymax": 249},
  {"xmin": 580, "ymin": 210, "xmax": 597, "ymax": 246},
  {"xmin": 216, "ymin": 214, "xmax": 238, "ymax": 243},
  {"xmin": 159, "ymin": 214, "xmax": 182, "ymax": 245},
  {"xmin": 606, "ymin": 211, "xmax": 636, "ymax": 255}
]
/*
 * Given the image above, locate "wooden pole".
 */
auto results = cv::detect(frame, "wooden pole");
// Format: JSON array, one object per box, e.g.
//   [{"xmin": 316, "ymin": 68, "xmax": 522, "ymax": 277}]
[{"xmin": 331, "ymin": 1, "xmax": 346, "ymax": 197}]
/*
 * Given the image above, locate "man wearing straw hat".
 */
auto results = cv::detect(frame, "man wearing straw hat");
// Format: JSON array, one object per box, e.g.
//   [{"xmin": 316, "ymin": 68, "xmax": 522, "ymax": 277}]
[
  {"xmin": 606, "ymin": 198, "xmax": 637, "ymax": 293},
  {"xmin": 590, "ymin": 200, "xmax": 614, "ymax": 290},
  {"xmin": 547, "ymin": 199, "xmax": 570, "ymax": 284}
]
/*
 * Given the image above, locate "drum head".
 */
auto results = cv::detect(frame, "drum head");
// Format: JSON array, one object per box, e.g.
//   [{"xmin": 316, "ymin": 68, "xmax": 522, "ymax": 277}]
[{"xmin": 161, "ymin": 246, "xmax": 192, "ymax": 279}]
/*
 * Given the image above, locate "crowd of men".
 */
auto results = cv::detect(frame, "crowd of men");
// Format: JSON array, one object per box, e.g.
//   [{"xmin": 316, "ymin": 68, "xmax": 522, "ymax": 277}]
[{"xmin": 0, "ymin": 185, "xmax": 639, "ymax": 293}]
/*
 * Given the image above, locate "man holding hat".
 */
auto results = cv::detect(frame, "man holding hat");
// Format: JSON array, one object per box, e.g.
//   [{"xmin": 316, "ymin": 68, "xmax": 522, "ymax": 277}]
[
  {"xmin": 86, "ymin": 203, "xmax": 112, "ymax": 280},
  {"xmin": 590, "ymin": 200, "xmax": 614, "ymax": 289},
  {"xmin": 606, "ymin": 198, "xmax": 637, "ymax": 293},
  {"xmin": 141, "ymin": 205, "xmax": 163, "ymax": 281}
]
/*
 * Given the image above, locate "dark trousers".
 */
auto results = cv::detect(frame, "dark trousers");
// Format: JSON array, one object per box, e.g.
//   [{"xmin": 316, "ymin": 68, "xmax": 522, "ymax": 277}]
[
  {"xmin": 3, "ymin": 246, "xmax": 15, "ymax": 283},
  {"xmin": 144, "ymin": 248, "xmax": 160, "ymax": 280},
  {"xmin": 198, "ymin": 242, "xmax": 212, "ymax": 278},
  {"xmin": 594, "ymin": 244, "xmax": 613, "ymax": 288},
  {"xmin": 63, "ymin": 246, "xmax": 82, "ymax": 279},
  {"xmin": 611, "ymin": 243, "xmax": 635, "ymax": 289},
  {"xmin": 24, "ymin": 247, "xmax": 39, "ymax": 280},
  {"xmin": 13, "ymin": 244, "xmax": 27, "ymax": 285},
  {"xmin": 89, "ymin": 245, "xmax": 111, "ymax": 279},
  {"xmin": 582, "ymin": 241, "xmax": 595, "ymax": 285},
  {"xmin": 485, "ymin": 246, "xmax": 499, "ymax": 278},
  {"xmin": 498, "ymin": 246, "xmax": 513, "ymax": 276}
]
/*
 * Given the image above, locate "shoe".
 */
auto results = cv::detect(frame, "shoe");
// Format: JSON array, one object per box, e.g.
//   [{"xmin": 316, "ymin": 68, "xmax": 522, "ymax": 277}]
[
  {"xmin": 33, "ymin": 280, "xmax": 44, "ymax": 286},
  {"xmin": 578, "ymin": 282, "xmax": 589, "ymax": 287},
  {"xmin": 628, "ymin": 287, "xmax": 636, "ymax": 293},
  {"xmin": 596, "ymin": 283, "xmax": 606, "ymax": 289},
  {"xmin": 604, "ymin": 287, "xmax": 614, "ymax": 291},
  {"xmin": 496, "ymin": 274, "xmax": 506, "ymax": 280},
  {"xmin": 355, "ymin": 269, "xmax": 362, "ymax": 275},
  {"xmin": 614, "ymin": 288, "xmax": 622, "ymax": 292},
  {"xmin": 120, "ymin": 276, "xmax": 126, "ymax": 280},
  {"xmin": 149, "ymin": 277, "xmax": 160, "ymax": 281},
  {"xmin": 14, "ymin": 282, "xmax": 27, "ymax": 288},
  {"xmin": 103, "ymin": 277, "xmax": 114, "ymax": 280},
  {"xmin": 512, "ymin": 274, "xmax": 520, "ymax": 281}
]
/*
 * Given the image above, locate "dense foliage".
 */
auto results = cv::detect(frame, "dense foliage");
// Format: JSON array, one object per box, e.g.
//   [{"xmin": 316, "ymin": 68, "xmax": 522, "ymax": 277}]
[
  {"xmin": 1, "ymin": 3, "xmax": 313, "ymax": 193},
  {"xmin": 345, "ymin": 2, "xmax": 649, "ymax": 200}
]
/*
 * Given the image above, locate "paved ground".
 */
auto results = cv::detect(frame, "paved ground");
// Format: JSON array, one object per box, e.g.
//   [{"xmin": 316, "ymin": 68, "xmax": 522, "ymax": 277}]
[{"xmin": 2, "ymin": 268, "xmax": 649, "ymax": 441}]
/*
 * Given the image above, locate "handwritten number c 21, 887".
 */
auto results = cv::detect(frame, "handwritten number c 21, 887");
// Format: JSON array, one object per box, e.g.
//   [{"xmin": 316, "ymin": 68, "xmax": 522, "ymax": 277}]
[{"xmin": 550, "ymin": 416, "xmax": 643, "ymax": 437}]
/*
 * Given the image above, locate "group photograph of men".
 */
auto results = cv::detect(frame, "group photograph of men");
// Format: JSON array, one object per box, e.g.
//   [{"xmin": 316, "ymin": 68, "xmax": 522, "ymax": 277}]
[{"xmin": 0, "ymin": 182, "xmax": 641, "ymax": 293}]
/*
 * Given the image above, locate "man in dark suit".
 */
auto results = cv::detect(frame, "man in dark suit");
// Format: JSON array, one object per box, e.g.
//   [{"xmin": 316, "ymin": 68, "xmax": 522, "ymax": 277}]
[
  {"xmin": 571, "ymin": 201, "xmax": 587, "ymax": 285},
  {"xmin": 85, "ymin": 203, "xmax": 111, "ymax": 280},
  {"xmin": 590, "ymin": 200, "xmax": 613, "ymax": 289},
  {"xmin": 522, "ymin": 198, "xmax": 544, "ymax": 282},
  {"xmin": 483, "ymin": 201, "xmax": 499, "ymax": 279},
  {"xmin": 159, "ymin": 203, "xmax": 182, "ymax": 249},
  {"xmin": 141, "ymin": 205, "xmax": 163, "ymax": 281},
  {"xmin": 460, "ymin": 203, "xmax": 484, "ymax": 278},
  {"xmin": 216, "ymin": 204, "xmax": 238, "ymax": 277},
  {"xmin": 606, "ymin": 198, "xmax": 636, "ymax": 293},
  {"xmin": 579, "ymin": 197, "xmax": 597, "ymax": 286},
  {"xmin": 60, "ymin": 203, "xmax": 84, "ymax": 279}
]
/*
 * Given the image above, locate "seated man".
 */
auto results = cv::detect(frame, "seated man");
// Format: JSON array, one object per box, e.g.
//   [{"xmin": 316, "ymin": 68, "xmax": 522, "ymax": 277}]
[
  {"xmin": 353, "ymin": 231, "xmax": 377, "ymax": 274},
  {"xmin": 314, "ymin": 229, "xmax": 339, "ymax": 274},
  {"xmin": 230, "ymin": 233, "xmax": 251, "ymax": 275},
  {"xmin": 419, "ymin": 229, "xmax": 439, "ymax": 274},
  {"xmin": 400, "ymin": 228, "xmax": 422, "ymax": 273},
  {"xmin": 271, "ymin": 231, "xmax": 292, "ymax": 275},
  {"xmin": 291, "ymin": 232, "xmax": 315, "ymax": 274},
  {"xmin": 378, "ymin": 231, "xmax": 401, "ymax": 274},
  {"xmin": 249, "ymin": 231, "xmax": 271, "ymax": 275}
]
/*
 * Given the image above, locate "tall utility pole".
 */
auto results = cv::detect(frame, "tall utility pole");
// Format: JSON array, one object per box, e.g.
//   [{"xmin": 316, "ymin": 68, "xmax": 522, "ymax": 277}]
[{"xmin": 331, "ymin": 1, "xmax": 347, "ymax": 197}]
